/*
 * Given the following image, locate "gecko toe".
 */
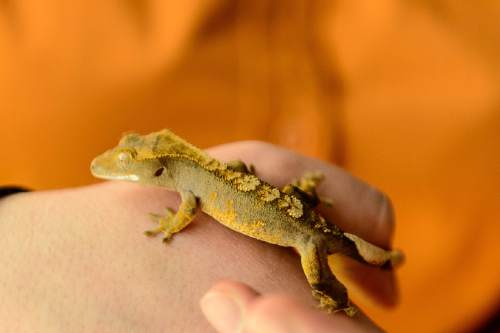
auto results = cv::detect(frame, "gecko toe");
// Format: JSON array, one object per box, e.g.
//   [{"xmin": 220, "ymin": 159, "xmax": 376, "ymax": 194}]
[
  {"xmin": 144, "ymin": 229, "xmax": 160, "ymax": 237},
  {"xmin": 162, "ymin": 234, "xmax": 173, "ymax": 243},
  {"xmin": 341, "ymin": 305, "xmax": 358, "ymax": 317},
  {"xmin": 148, "ymin": 213, "xmax": 162, "ymax": 223}
]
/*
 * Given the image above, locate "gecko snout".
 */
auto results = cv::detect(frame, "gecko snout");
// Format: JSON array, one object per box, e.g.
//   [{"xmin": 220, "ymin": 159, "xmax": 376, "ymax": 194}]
[{"xmin": 90, "ymin": 157, "xmax": 102, "ymax": 177}]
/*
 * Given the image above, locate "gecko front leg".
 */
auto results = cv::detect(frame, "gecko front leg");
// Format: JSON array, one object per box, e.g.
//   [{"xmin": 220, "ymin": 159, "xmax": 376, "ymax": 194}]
[
  {"xmin": 145, "ymin": 191, "xmax": 198, "ymax": 243},
  {"xmin": 299, "ymin": 242, "xmax": 357, "ymax": 316}
]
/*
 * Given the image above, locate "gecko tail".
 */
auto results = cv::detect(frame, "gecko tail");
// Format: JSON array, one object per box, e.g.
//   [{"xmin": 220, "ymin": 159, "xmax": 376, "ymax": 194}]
[
  {"xmin": 389, "ymin": 249, "xmax": 405, "ymax": 268},
  {"xmin": 343, "ymin": 232, "xmax": 404, "ymax": 268}
]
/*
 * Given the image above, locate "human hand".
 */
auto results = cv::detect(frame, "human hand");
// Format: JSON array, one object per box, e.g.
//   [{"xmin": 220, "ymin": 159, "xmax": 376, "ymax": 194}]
[
  {"xmin": 0, "ymin": 141, "xmax": 396, "ymax": 332},
  {"xmin": 201, "ymin": 280, "xmax": 384, "ymax": 333}
]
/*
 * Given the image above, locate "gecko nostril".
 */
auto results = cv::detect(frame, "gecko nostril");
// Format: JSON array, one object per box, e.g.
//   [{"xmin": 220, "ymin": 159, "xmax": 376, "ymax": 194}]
[{"xmin": 154, "ymin": 167, "xmax": 165, "ymax": 177}]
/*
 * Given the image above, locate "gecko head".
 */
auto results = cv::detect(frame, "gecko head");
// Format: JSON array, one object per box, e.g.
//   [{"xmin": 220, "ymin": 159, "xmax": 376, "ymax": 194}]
[{"xmin": 90, "ymin": 131, "xmax": 171, "ymax": 185}]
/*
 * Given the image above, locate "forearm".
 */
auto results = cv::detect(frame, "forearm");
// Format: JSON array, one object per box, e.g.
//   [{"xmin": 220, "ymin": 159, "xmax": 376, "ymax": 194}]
[{"xmin": 0, "ymin": 183, "xmax": 313, "ymax": 332}]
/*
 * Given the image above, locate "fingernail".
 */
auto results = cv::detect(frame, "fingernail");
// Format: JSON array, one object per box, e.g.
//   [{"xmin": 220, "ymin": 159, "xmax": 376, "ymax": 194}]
[{"xmin": 200, "ymin": 291, "xmax": 242, "ymax": 333}]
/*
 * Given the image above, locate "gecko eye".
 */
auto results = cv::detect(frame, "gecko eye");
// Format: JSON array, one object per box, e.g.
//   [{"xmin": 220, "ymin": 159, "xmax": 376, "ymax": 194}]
[
  {"xmin": 154, "ymin": 167, "xmax": 165, "ymax": 177},
  {"xmin": 117, "ymin": 151, "xmax": 132, "ymax": 162}
]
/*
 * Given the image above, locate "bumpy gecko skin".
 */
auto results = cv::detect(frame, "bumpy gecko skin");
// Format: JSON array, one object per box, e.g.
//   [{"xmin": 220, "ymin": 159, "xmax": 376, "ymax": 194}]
[{"xmin": 90, "ymin": 129, "xmax": 404, "ymax": 315}]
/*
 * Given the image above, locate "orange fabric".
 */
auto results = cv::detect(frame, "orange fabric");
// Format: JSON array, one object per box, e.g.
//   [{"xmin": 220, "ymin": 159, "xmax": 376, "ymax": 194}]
[{"xmin": 1, "ymin": 1, "xmax": 499, "ymax": 332}]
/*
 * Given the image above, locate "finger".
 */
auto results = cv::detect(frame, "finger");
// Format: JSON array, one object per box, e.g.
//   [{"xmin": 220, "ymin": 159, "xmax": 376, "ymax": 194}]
[
  {"xmin": 208, "ymin": 141, "xmax": 394, "ymax": 248},
  {"xmin": 244, "ymin": 295, "xmax": 383, "ymax": 333},
  {"xmin": 200, "ymin": 280, "xmax": 260, "ymax": 333},
  {"xmin": 200, "ymin": 280, "xmax": 383, "ymax": 333},
  {"xmin": 329, "ymin": 255, "xmax": 399, "ymax": 307}
]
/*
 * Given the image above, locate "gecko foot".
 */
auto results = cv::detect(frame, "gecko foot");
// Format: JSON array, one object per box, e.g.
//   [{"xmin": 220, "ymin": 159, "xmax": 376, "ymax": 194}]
[
  {"xmin": 148, "ymin": 208, "xmax": 175, "ymax": 223},
  {"xmin": 312, "ymin": 290, "xmax": 357, "ymax": 317},
  {"xmin": 312, "ymin": 290, "xmax": 340, "ymax": 313},
  {"xmin": 144, "ymin": 208, "xmax": 176, "ymax": 237}
]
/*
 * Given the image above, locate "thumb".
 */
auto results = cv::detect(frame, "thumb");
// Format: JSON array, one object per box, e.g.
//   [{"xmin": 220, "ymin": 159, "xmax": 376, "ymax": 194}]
[
  {"xmin": 200, "ymin": 280, "xmax": 383, "ymax": 333},
  {"xmin": 199, "ymin": 280, "xmax": 259, "ymax": 333}
]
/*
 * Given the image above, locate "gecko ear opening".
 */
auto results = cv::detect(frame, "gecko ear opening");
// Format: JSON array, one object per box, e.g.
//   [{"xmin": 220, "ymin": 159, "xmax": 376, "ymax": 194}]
[{"xmin": 154, "ymin": 167, "xmax": 165, "ymax": 177}]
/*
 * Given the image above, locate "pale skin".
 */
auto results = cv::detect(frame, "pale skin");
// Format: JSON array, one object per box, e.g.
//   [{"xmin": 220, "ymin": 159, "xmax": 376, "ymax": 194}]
[{"xmin": 0, "ymin": 141, "xmax": 397, "ymax": 332}]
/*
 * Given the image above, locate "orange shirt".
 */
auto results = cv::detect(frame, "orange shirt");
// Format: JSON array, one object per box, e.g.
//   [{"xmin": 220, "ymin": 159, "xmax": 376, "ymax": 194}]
[{"xmin": 1, "ymin": 1, "xmax": 499, "ymax": 332}]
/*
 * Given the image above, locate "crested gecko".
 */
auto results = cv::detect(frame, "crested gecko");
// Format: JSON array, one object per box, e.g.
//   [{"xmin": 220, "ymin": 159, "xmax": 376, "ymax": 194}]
[{"xmin": 90, "ymin": 129, "xmax": 403, "ymax": 315}]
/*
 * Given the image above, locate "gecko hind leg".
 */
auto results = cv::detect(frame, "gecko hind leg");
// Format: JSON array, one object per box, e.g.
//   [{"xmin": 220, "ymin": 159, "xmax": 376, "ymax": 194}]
[
  {"xmin": 299, "ymin": 242, "xmax": 357, "ymax": 316},
  {"xmin": 282, "ymin": 171, "xmax": 333, "ymax": 208},
  {"xmin": 144, "ymin": 191, "xmax": 198, "ymax": 243}
]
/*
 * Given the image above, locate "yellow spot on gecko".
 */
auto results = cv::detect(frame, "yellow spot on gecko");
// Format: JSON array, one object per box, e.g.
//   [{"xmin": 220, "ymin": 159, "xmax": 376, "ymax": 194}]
[
  {"xmin": 234, "ymin": 174, "xmax": 260, "ymax": 192},
  {"xmin": 223, "ymin": 170, "xmax": 242, "ymax": 181},
  {"xmin": 246, "ymin": 220, "xmax": 266, "ymax": 234},
  {"xmin": 205, "ymin": 159, "xmax": 224, "ymax": 171},
  {"xmin": 258, "ymin": 185, "xmax": 281, "ymax": 202},
  {"xmin": 278, "ymin": 195, "xmax": 303, "ymax": 218},
  {"xmin": 208, "ymin": 199, "xmax": 238, "ymax": 227},
  {"xmin": 278, "ymin": 197, "xmax": 290, "ymax": 209}
]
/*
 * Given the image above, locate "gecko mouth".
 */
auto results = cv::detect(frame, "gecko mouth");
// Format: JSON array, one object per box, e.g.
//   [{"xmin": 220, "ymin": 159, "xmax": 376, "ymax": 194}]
[{"xmin": 90, "ymin": 158, "xmax": 139, "ymax": 181}]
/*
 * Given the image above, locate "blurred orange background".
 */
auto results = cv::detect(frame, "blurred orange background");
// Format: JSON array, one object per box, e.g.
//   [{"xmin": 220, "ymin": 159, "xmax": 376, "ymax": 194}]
[{"xmin": 1, "ymin": 1, "xmax": 499, "ymax": 332}]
